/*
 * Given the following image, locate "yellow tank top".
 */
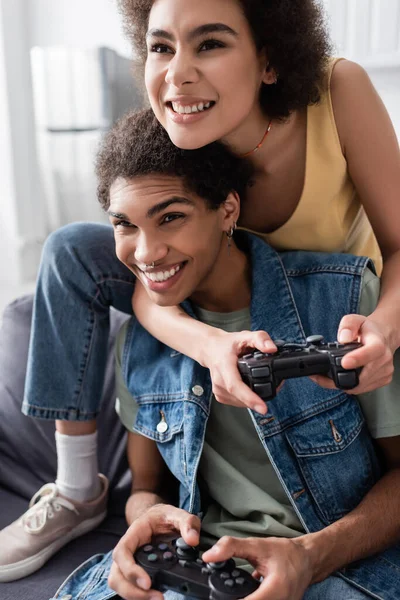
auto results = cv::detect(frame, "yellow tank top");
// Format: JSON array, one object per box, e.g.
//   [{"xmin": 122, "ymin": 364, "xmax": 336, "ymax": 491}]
[{"xmin": 254, "ymin": 58, "xmax": 382, "ymax": 276}]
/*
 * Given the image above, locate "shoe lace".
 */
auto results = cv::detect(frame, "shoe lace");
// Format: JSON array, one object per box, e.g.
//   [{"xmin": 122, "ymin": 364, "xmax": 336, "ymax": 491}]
[{"xmin": 21, "ymin": 483, "xmax": 79, "ymax": 534}]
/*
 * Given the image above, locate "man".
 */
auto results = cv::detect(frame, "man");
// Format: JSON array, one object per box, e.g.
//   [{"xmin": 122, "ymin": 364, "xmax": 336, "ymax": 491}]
[{"xmin": 54, "ymin": 109, "xmax": 400, "ymax": 600}]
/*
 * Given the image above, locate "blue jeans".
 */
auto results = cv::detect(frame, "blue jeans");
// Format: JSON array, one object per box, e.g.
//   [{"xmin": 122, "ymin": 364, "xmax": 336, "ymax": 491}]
[{"xmin": 22, "ymin": 223, "xmax": 135, "ymax": 420}]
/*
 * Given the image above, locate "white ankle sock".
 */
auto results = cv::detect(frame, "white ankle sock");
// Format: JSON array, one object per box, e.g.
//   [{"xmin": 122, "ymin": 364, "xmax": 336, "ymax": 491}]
[{"xmin": 55, "ymin": 430, "xmax": 102, "ymax": 503}]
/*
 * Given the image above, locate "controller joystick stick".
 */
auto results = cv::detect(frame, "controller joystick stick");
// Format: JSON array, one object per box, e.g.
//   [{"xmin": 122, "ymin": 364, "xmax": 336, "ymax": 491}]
[
  {"xmin": 134, "ymin": 537, "xmax": 260, "ymax": 600},
  {"xmin": 238, "ymin": 336, "xmax": 362, "ymax": 401},
  {"xmin": 176, "ymin": 537, "xmax": 199, "ymax": 560},
  {"xmin": 306, "ymin": 335, "xmax": 324, "ymax": 346}
]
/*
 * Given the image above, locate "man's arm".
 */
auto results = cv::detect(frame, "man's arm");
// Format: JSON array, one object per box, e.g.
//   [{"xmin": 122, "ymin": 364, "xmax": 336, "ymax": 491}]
[
  {"xmin": 109, "ymin": 431, "xmax": 201, "ymax": 599},
  {"xmin": 202, "ymin": 436, "xmax": 400, "ymax": 600},
  {"xmin": 302, "ymin": 435, "xmax": 400, "ymax": 583},
  {"xmin": 125, "ymin": 431, "xmax": 169, "ymax": 525}
]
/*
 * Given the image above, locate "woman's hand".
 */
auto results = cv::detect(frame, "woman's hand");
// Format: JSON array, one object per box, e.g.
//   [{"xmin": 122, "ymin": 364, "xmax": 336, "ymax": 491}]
[
  {"xmin": 202, "ymin": 329, "xmax": 277, "ymax": 415},
  {"xmin": 310, "ymin": 314, "xmax": 395, "ymax": 394},
  {"xmin": 202, "ymin": 535, "xmax": 314, "ymax": 600},
  {"xmin": 108, "ymin": 505, "xmax": 200, "ymax": 600}
]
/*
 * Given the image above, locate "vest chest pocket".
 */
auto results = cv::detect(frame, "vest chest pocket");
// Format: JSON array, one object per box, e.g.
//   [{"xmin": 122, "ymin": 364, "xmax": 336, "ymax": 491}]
[
  {"xmin": 134, "ymin": 400, "xmax": 184, "ymax": 442},
  {"xmin": 134, "ymin": 401, "xmax": 186, "ymax": 482},
  {"xmin": 285, "ymin": 396, "xmax": 381, "ymax": 524}
]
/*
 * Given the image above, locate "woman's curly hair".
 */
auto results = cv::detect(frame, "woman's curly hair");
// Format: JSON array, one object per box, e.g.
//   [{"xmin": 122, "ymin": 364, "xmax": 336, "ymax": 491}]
[
  {"xmin": 96, "ymin": 109, "xmax": 253, "ymax": 210},
  {"xmin": 117, "ymin": 0, "xmax": 332, "ymax": 119}
]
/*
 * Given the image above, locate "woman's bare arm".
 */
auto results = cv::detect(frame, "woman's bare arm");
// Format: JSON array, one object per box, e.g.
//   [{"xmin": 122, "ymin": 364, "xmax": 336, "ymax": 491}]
[
  {"xmin": 132, "ymin": 280, "xmax": 274, "ymax": 413},
  {"xmin": 331, "ymin": 60, "xmax": 400, "ymax": 351}
]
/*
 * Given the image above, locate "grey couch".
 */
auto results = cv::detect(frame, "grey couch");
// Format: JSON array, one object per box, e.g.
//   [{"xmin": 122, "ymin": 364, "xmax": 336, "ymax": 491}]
[{"xmin": 0, "ymin": 295, "xmax": 131, "ymax": 600}]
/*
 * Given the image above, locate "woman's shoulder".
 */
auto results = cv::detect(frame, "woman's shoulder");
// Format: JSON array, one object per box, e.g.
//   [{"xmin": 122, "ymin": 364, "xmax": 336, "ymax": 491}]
[{"xmin": 329, "ymin": 59, "xmax": 383, "ymax": 151}]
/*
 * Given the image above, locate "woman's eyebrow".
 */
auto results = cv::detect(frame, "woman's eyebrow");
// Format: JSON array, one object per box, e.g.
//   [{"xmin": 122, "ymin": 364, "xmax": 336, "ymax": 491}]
[{"xmin": 146, "ymin": 23, "xmax": 238, "ymax": 43}]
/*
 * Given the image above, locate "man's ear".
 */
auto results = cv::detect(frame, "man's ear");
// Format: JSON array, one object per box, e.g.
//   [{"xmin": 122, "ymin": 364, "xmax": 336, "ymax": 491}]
[{"xmin": 221, "ymin": 191, "xmax": 240, "ymax": 231}]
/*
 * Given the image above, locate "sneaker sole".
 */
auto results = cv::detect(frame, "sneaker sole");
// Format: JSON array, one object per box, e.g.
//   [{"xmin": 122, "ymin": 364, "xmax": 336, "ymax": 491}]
[{"xmin": 0, "ymin": 510, "xmax": 107, "ymax": 583}]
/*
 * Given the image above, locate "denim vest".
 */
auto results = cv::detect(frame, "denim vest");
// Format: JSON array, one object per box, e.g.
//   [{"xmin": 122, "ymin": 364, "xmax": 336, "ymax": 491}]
[{"xmin": 53, "ymin": 233, "xmax": 400, "ymax": 600}]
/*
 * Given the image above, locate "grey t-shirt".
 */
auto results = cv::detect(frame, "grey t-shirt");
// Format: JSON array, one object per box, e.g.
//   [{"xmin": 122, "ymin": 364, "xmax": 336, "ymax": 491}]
[{"xmin": 115, "ymin": 268, "xmax": 400, "ymax": 542}]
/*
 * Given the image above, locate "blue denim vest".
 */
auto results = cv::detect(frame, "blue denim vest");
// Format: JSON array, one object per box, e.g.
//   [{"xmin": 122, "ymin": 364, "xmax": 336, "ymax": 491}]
[{"xmin": 53, "ymin": 233, "xmax": 400, "ymax": 599}]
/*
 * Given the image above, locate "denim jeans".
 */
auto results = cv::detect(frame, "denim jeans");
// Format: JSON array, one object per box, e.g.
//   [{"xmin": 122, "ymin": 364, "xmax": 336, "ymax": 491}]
[{"xmin": 22, "ymin": 223, "xmax": 135, "ymax": 420}]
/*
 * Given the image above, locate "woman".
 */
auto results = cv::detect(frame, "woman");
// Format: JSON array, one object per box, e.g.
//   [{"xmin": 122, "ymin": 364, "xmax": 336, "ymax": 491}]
[{"xmin": 3, "ymin": 0, "xmax": 399, "ymax": 581}]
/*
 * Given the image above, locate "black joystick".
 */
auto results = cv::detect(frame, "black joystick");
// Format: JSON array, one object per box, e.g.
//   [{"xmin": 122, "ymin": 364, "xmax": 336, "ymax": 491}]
[
  {"xmin": 176, "ymin": 537, "xmax": 199, "ymax": 560},
  {"xmin": 238, "ymin": 336, "xmax": 362, "ymax": 401},
  {"xmin": 134, "ymin": 537, "xmax": 260, "ymax": 600}
]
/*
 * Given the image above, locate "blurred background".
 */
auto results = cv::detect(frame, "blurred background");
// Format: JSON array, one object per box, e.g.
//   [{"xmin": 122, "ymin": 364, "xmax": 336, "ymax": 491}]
[{"xmin": 0, "ymin": 0, "xmax": 399, "ymax": 310}]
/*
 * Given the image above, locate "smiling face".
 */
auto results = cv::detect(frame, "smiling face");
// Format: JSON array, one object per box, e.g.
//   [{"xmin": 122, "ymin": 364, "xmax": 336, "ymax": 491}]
[
  {"xmin": 108, "ymin": 174, "xmax": 240, "ymax": 309},
  {"xmin": 145, "ymin": 0, "xmax": 270, "ymax": 151}
]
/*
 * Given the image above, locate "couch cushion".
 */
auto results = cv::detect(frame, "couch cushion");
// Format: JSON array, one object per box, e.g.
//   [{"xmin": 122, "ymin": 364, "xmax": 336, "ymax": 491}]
[
  {"xmin": 0, "ymin": 294, "xmax": 131, "ymax": 516},
  {"xmin": 0, "ymin": 487, "xmax": 125, "ymax": 600}
]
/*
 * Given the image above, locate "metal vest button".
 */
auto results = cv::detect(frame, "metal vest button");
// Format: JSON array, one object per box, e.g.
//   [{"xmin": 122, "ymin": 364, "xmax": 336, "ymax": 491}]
[{"xmin": 192, "ymin": 385, "xmax": 204, "ymax": 396}]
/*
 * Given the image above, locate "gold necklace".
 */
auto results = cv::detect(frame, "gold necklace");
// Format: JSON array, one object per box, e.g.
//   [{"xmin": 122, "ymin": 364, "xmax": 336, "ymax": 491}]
[{"xmin": 239, "ymin": 119, "xmax": 273, "ymax": 158}]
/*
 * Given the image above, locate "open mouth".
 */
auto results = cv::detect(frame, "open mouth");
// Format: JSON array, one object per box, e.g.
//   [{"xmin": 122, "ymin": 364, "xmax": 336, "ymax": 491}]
[
  {"xmin": 140, "ymin": 261, "xmax": 187, "ymax": 284},
  {"xmin": 167, "ymin": 101, "xmax": 216, "ymax": 115}
]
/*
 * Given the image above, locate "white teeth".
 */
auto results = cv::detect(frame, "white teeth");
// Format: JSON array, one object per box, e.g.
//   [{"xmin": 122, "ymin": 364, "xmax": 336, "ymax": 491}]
[
  {"xmin": 144, "ymin": 264, "xmax": 181, "ymax": 283},
  {"xmin": 171, "ymin": 101, "xmax": 212, "ymax": 114}
]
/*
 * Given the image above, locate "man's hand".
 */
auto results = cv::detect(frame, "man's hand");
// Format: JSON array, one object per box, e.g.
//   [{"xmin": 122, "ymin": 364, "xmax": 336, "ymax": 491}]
[
  {"xmin": 310, "ymin": 314, "xmax": 395, "ymax": 394},
  {"xmin": 203, "ymin": 329, "xmax": 277, "ymax": 415},
  {"xmin": 201, "ymin": 536, "xmax": 314, "ymax": 600},
  {"xmin": 108, "ymin": 504, "xmax": 201, "ymax": 600}
]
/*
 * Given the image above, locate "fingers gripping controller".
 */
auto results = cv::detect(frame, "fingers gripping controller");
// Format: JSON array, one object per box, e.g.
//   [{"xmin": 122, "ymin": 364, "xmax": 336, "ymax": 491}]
[
  {"xmin": 134, "ymin": 537, "xmax": 260, "ymax": 600},
  {"xmin": 238, "ymin": 336, "xmax": 362, "ymax": 401}
]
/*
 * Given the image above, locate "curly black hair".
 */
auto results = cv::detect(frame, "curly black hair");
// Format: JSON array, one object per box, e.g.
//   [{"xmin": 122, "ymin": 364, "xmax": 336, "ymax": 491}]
[
  {"xmin": 117, "ymin": 0, "xmax": 332, "ymax": 119},
  {"xmin": 96, "ymin": 109, "xmax": 253, "ymax": 210}
]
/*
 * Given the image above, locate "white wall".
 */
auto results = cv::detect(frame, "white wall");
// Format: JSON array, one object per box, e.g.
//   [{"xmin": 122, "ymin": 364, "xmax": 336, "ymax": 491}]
[
  {"xmin": 0, "ymin": 0, "xmax": 46, "ymax": 284},
  {"xmin": 322, "ymin": 0, "xmax": 400, "ymax": 137},
  {"xmin": 27, "ymin": 0, "xmax": 131, "ymax": 57},
  {"xmin": 0, "ymin": 0, "xmax": 134, "ymax": 285}
]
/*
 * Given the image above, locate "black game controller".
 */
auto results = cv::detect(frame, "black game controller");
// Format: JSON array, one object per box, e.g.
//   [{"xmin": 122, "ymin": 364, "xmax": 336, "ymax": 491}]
[
  {"xmin": 134, "ymin": 537, "xmax": 260, "ymax": 600},
  {"xmin": 238, "ymin": 335, "xmax": 362, "ymax": 401}
]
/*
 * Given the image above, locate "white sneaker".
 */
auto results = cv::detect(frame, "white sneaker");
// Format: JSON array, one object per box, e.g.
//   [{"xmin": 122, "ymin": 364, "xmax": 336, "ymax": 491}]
[{"xmin": 0, "ymin": 474, "xmax": 108, "ymax": 582}]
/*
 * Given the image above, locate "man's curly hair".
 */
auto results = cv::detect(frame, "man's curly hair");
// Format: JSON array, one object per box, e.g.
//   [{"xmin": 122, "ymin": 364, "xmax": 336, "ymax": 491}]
[
  {"xmin": 96, "ymin": 109, "xmax": 253, "ymax": 210},
  {"xmin": 117, "ymin": 0, "xmax": 332, "ymax": 119}
]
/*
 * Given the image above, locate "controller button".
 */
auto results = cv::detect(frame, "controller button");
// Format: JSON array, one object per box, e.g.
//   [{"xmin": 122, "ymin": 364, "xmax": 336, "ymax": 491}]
[
  {"xmin": 192, "ymin": 385, "xmax": 204, "ymax": 397},
  {"xmin": 147, "ymin": 553, "xmax": 158, "ymax": 562},
  {"xmin": 179, "ymin": 559, "xmax": 188, "ymax": 567},
  {"xmin": 306, "ymin": 335, "xmax": 324, "ymax": 345},
  {"xmin": 254, "ymin": 382, "xmax": 272, "ymax": 398},
  {"xmin": 176, "ymin": 538, "xmax": 191, "ymax": 549},
  {"xmin": 253, "ymin": 352, "xmax": 265, "ymax": 360},
  {"xmin": 163, "ymin": 551, "xmax": 174, "ymax": 561},
  {"xmin": 335, "ymin": 357, "xmax": 342, "ymax": 366},
  {"xmin": 224, "ymin": 579, "xmax": 235, "ymax": 588},
  {"xmin": 209, "ymin": 561, "xmax": 227, "ymax": 569},
  {"xmin": 235, "ymin": 577, "xmax": 245, "ymax": 586},
  {"xmin": 219, "ymin": 572, "xmax": 231, "ymax": 580},
  {"xmin": 252, "ymin": 366, "xmax": 270, "ymax": 378},
  {"xmin": 337, "ymin": 372, "xmax": 357, "ymax": 388},
  {"xmin": 158, "ymin": 543, "xmax": 169, "ymax": 551},
  {"xmin": 202, "ymin": 567, "xmax": 210, "ymax": 575},
  {"xmin": 243, "ymin": 353, "xmax": 254, "ymax": 360},
  {"xmin": 274, "ymin": 340, "xmax": 285, "ymax": 347},
  {"xmin": 143, "ymin": 545, "xmax": 154, "ymax": 553},
  {"xmin": 196, "ymin": 558, "xmax": 204, "ymax": 565},
  {"xmin": 231, "ymin": 570, "xmax": 241, "ymax": 578}
]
